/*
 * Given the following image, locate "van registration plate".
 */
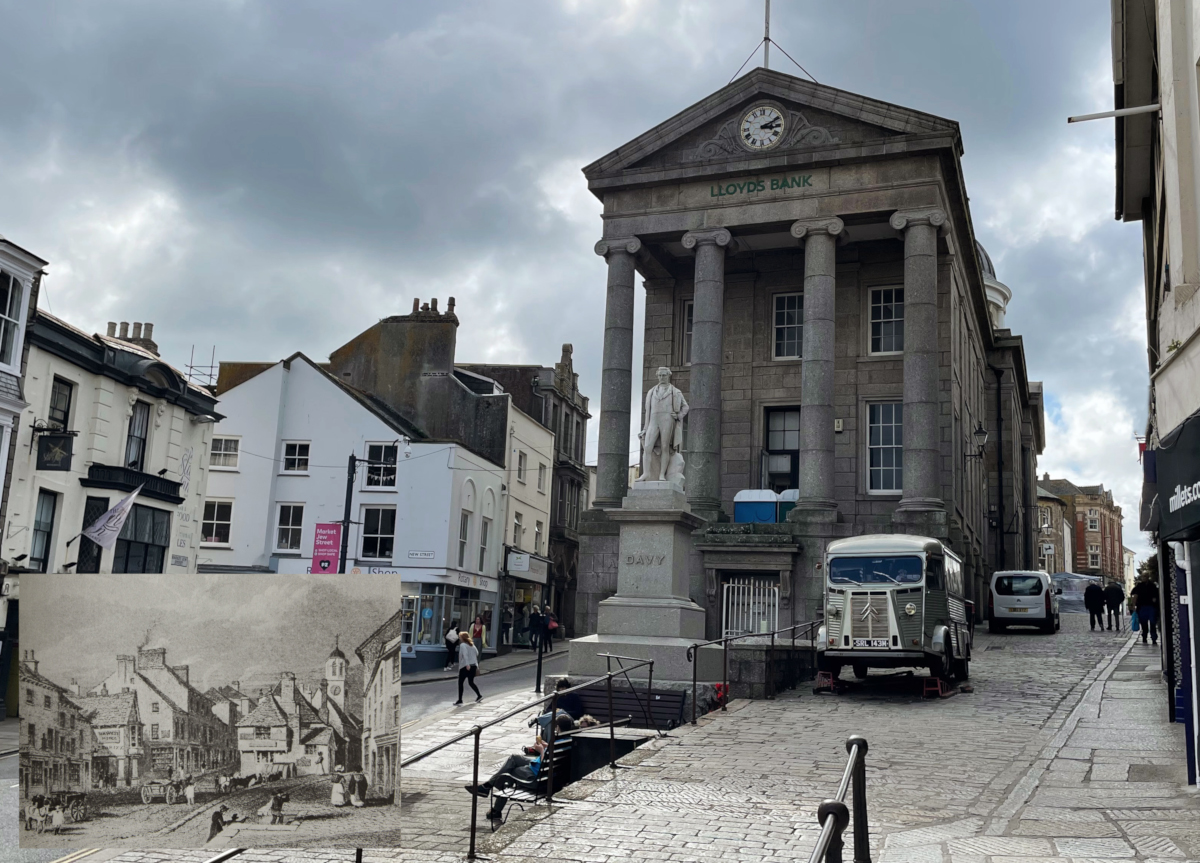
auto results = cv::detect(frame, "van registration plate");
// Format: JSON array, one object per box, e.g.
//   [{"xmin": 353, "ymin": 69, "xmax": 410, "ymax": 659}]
[
  {"xmin": 852, "ymin": 639, "xmax": 889, "ymax": 648},
  {"xmin": 1007, "ymin": 607, "xmax": 1028, "ymax": 613}
]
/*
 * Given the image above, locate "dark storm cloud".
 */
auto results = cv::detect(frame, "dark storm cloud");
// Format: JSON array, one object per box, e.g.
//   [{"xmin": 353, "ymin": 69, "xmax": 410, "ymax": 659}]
[{"xmin": 0, "ymin": 1, "xmax": 1150, "ymax": 552}]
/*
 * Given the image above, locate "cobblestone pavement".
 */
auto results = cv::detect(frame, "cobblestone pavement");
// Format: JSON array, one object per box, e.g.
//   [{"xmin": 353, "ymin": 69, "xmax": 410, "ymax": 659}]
[{"xmin": 69, "ymin": 613, "xmax": 1199, "ymax": 862}]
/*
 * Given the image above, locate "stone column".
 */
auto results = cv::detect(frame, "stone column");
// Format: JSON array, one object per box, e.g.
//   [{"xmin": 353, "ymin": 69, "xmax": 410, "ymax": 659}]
[
  {"xmin": 889, "ymin": 208, "xmax": 947, "ymax": 512},
  {"xmin": 681, "ymin": 227, "xmax": 734, "ymax": 515},
  {"xmin": 789, "ymin": 216, "xmax": 844, "ymax": 513},
  {"xmin": 593, "ymin": 236, "xmax": 642, "ymax": 509}
]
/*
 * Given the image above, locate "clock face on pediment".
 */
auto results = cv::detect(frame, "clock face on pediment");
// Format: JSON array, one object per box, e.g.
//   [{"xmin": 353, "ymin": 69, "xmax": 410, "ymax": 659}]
[
  {"xmin": 330, "ymin": 685, "xmax": 341, "ymax": 696},
  {"xmin": 739, "ymin": 105, "xmax": 786, "ymax": 151}
]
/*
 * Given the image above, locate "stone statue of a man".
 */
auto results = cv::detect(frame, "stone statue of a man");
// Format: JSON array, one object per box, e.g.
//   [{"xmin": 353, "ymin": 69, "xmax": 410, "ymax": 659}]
[{"xmin": 637, "ymin": 367, "xmax": 689, "ymax": 487}]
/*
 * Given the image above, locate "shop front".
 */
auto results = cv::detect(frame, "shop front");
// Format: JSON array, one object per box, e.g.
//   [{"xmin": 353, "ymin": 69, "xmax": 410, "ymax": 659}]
[
  {"xmin": 393, "ymin": 568, "xmax": 498, "ymax": 673},
  {"xmin": 499, "ymin": 550, "xmax": 550, "ymax": 653},
  {"xmin": 1148, "ymin": 407, "xmax": 1200, "ymax": 787}
]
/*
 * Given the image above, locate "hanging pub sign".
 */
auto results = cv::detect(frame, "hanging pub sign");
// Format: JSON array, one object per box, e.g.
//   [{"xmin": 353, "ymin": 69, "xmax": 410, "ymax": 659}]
[{"xmin": 36, "ymin": 434, "xmax": 74, "ymax": 471}]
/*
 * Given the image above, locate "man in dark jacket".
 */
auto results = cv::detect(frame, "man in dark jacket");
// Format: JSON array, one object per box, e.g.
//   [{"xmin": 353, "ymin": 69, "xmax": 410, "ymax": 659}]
[
  {"xmin": 1103, "ymin": 581, "xmax": 1126, "ymax": 631},
  {"xmin": 1131, "ymin": 575, "xmax": 1160, "ymax": 646},
  {"xmin": 1084, "ymin": 581, "xmax": 1106, "ymax": 631}
]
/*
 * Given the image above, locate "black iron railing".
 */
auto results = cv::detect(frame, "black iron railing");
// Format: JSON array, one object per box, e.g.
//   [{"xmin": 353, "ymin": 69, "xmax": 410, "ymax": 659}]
[
  {"xmin": 809, "ymin": 735, "xmax": 870, "ymax": 863},
  {"xmin": 80, "ymin": 463, "xmax": 184, "ymax": 503},
  {"xmin": 399, "ymin": 656, "xmax": 655, "ymax": 860},
  {"xmin": 686, "ymin": 620, "xmax": 820, "ymax": 724}
]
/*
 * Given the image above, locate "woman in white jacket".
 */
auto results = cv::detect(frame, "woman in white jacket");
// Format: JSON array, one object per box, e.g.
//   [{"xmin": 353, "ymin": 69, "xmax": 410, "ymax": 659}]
[{"xmin": 454, "ymin": 632, "xmax": 483, "ymax": 705}]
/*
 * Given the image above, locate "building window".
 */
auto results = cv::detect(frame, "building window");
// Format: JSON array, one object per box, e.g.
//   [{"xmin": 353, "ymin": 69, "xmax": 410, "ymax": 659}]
[
  {"xmin": 773, "ymin": 293, "xmax": 803, "ymax": 359},
  {"xmin": 517, "ymin": 451, "xmax": 528, "ymax": 483},
  {"xmin": 125, "ymin": 401, "xmax": 151, "ymax": 471},
  {"xmin": 868, "ymin": 402, "xmax": 903, "ymax": 492},
  {"xmin": 30, "ymin": 489, "xmax": 58, "ymax": 573},
  {"xmin": 568, "ymin": 482, "xmax": 580, "ymax": 530},
  {"xmin": 535, "ymin": 521, "xmax": 544, "ymax": 554},
  {"xmin": 366, "ymin": 443, "xmax": 398, "ymax": 487},
  {"xmin": 575, "ymin": 419, "xmax": 584, "ymax": 462},
  {"xmin": 457, "ymin": 510, "xmax": 471, "ymax": 568},
  {"xmin": 0, "ymin": 270, "xmax": 26, "ymax": 367},
  {"xmin": 283, "ymin": 442, "xmax": 310, "ymax": 473},
  {"xmin": 537, "ymin": 463, "xmax": 547, "ymax": 493},
  {"xmin": 151, "ymin": 724, "xmax": 159, "ymax": 740},
  {"xmin": 392, "ymin": 695, "xmax": 400, "ymax": 727},
  {"xmin": 25, "ymin": 688, "xmax": 32, "ymax": 705},
  {"xmin": 682, "ymin": 300, "xmax": 694, "ymax": 365},
  {"xmin": 254, "ymin": 727, "xmax": 271, "ymax": 740},
  {"xmin": 112, "ymin": 504, "xmax": 171, "ymax": 573},
  {"xmin": 305, "ymin": 744, "xmax": 318, "ymax": 755},
  {"xmin": 1087, "ymin": 509, "xmax": 1099, "ymax": 531},
  {"xmin": 276, "ymin": 504, "xmax": 304, "ymax": 551},
  {"xmin": 764, "ymin": 408, "xmax": 801, "ymax": 492},
  {"xmin": 44, "ymin": 695, "xmax": 51, "ymax": 709},
  {"xmin": 513, "ymin": 512, "xmax": 523, "ymax": 549},
  {"xmin": 151, "ymin": 702, "xmax": 159, "ymax": 713},
  {"xmin": 1040, "ymin": 506, "xmax": 1051, "ymax": 528},
  {"xmin": 478, "ymin": 517, "xmax": 491, "ymax": 572},
  {"xmin": 209, "ymin": 437, "xmax": 240, "ymax": 469},
  {"xmin": 870, "ymin": 288, "xmax": 905, "ymax": 354},
  {"xmin": 49, "ymin": 378, "xmax": 73, "ymax": 430},
  {"xmin": 391, "ymin": 654, "xmax": 400, "ymax": 682},
  {"xmin": 361, "ymin": 507, "xmax": 396, "ymax": 559},
  {"xmin": 202, "ymin": 500, "xmax": 233, "ymax": 544},
  {"xmin": 1088, "ymin": 544, "xmax": 1101, "ymax": 569}
]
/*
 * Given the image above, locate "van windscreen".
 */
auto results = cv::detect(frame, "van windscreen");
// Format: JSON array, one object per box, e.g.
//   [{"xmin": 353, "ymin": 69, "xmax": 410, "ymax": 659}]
[
  {"xmin": 995, "ymin": 575, "xmax": 1043, "ymax": 596},
  {"xmin": 828, "ymin": 556, "xmax": 923, "ymax": 585}
]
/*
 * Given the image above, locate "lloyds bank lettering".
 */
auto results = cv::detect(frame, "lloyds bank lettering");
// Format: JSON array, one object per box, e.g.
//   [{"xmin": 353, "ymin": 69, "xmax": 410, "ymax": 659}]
[{"xmin": 711, "ymin": 174, "xmax": 813, "ymax": 198}]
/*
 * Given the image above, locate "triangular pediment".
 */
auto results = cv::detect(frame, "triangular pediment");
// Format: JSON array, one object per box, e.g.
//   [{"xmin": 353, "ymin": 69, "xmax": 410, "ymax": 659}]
[{"xmin": 585, "ymin": 68, "xmax": 959, "ymax": 184}]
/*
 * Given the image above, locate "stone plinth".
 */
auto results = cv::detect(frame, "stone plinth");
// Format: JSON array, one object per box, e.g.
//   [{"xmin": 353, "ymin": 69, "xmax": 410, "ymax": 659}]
[{"xmin": 568, "ymin": 483, "xmax": 723, "ymax": 684}]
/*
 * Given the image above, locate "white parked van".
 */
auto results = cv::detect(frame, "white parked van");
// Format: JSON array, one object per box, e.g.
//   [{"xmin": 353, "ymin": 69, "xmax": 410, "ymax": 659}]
[{"xmin": 988, "ymin": 570, "xmax": 1060, "ymax": 633}]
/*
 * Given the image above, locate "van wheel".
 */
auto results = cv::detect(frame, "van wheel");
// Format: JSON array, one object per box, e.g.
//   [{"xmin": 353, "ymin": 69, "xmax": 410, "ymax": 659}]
[
  {"xmin": 952, "ymin": 655, "xmax": 969, "ymax": 680},
  {"xmin": 852, "ymin": 662, "xmax": 869, "ymax": 680},
  {"xmin": 988, "ymin": 619, "xmax": 1006, "ymax": 634}
]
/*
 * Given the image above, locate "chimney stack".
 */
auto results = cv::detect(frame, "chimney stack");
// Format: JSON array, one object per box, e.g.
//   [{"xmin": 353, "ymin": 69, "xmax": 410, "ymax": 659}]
[
  {"xmin": 70, "ymin": 678, "xmax": 80, "ymax": 697},
  {"xmin": 118, "ymin": 322, "xmax": 129, "ymax": 339},
  {"xmin": 172, "ymin": 664, "xmax": 189, "ymax": 684},
  {"xmin": 412, "ymin": 298, "xmax": 420, "ymax": 313},
  {"xmin": 107, "ymin": 322, "xmax": 117, "ymax": 337},
  {"xmin": 116, "ymin": 654, "xmax": 136, "ymax": 686},
  {"xmin": 280, "ymin": 671, "xmax": 296, "ymax": 706},
  {"xmin": 447, "ymin": 296, "xmax": 455, "ymax": 313},
  {"xmin": 25, "ymin": 649, "xmax": 37, "ymax": 675}
]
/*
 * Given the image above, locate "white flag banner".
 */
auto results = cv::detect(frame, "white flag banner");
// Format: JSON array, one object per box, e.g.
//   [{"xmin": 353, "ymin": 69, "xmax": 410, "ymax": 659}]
[{"xmin": 81, "ymin": 485, "xmax": 143, "ymax": 550}]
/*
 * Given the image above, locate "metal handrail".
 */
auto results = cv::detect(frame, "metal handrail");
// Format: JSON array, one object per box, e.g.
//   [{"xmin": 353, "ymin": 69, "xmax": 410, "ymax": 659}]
[
  {"xmin": 809, "ymin": 735, "xmax": 870, "ymax": 863},
  {"xmin": 400, "ymin": 658, "xmax": 655, "ymax": 860},
  {"xmin": 686, "ymin": 619, "xmax": 820, "ymax": 723}
]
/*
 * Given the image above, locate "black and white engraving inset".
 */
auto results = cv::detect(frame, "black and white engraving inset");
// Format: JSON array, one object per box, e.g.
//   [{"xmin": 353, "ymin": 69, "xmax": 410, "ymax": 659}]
[{"xmin": 18, "ymin": 573, "xmax": 408, "ymax": 850}]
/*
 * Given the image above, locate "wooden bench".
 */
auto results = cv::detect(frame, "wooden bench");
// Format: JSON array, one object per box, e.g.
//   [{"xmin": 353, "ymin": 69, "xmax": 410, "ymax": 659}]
[
  {"xmin": 488, "ymin": 739, "xmax": 573, "ymax": 829},
  {"xmin": 572, "ymin": 685, "xmax": 686, "ymax": 730}
]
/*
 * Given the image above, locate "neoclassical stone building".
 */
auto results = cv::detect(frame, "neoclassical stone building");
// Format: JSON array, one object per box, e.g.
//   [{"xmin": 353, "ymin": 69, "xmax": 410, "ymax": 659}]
[{"xmin": 577, "ymin": 69, "xmax": 1043, "ymax": 635}]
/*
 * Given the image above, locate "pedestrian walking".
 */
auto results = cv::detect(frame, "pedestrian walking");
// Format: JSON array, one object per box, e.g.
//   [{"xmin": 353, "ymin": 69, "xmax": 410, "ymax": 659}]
[
  {"xmin": 543, "ymin": 607, "xmax": 559, "ymax": 652},
  {"xmin": 185, "ymin": 776, "xmax": 197, "ymax": 805},
  {"xmin": 528, "ymin": 606, "xmax": 543, "ymax": 651},
  {"xmin": 1104, "ymin": 580, "xmax": 1126, "ymax": 631},
  {"xmin": 1084, "ymin": 580, "xmax": 1106, "ymax": 631},
  {"xmin": 1132, "ymin": 574, "xmax": 1160, "ymax": 646},
  {"xmin": 330, "ymin": 768, "xmax": 347, "ymax": 807},
  {"xmin": 444, "ymin": 621, "xmax": 461, "ymax": 672},
  {"xmin": 454, "ymin": 631, "xmax": 483, "ymax": 704},
  {"xmin": 350, "ymin": 772, "xmax": 367, "ymax": 807},
  {"xmin": 471, "ymin": 614, "xmax": 488, "ymax": 655},
  {"xmin": 208, "ymin": 804, "xmax": 239, "ymax": 842},
  {"xmin": 51, "ymin": 802, "xmax": 65, "ymax": 835},
  {"xmin": 266, "ymin": 792, "xmax": 290, "ymax": 824}
]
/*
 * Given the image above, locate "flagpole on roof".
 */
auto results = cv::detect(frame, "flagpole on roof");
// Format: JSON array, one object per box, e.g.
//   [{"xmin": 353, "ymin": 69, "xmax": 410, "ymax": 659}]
[{"xmin": 763, "ymin": 0, "xmax": 770, "ymax": 70}]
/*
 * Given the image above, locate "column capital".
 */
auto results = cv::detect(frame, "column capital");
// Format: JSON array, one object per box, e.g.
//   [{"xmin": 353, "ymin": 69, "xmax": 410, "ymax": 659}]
[
  {"xmin": 681, "ymin": 227, "xmax": 734, "ymax": 251},
  {"xmin": 594, "ymin": 236, "xmax": 642, "ymax": 258},
  {"xmin": 889, "ymin": 208, "xmax": 949, "ymax": 234},
  {"xmin": 789, "ymin": 216, "xmax": 845, "ymax": 242}
]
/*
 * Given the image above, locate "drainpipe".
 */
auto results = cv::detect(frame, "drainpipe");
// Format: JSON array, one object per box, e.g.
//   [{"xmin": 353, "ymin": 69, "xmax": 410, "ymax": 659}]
[{"xmin": 990, "ymin": 367, "xmax": 1005, "ymax": 571}]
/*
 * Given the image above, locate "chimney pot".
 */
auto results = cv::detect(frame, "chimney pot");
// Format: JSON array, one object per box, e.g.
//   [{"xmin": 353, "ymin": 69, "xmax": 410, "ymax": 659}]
[
  {"xmin": 421, "ymin": 302, "xmax": 430, "ymax": 312},
  {"xmin": 447, "ymin": 297, "xmax": 455, "ymax": 313},
  {"xmin": 412, "ymin": 298, "xmax": 420, "ymax": 313},
  {"xmin": 431, "ymin": 298, "xmax": 438, "ymax": 312},
  {"xmin": 107, "ymin": 322, "xmax": 117, "ymax": 337},
  {"xmin": 143, "ymin": 323, "xmax": 154, "ymax": 341},
  {"xmin": 118, "ymin": 322, "xmax": 129, "ymax": 339},
  {"xmin": 132, "ymin": 323, "xmax": 143, "ymax": 339}
]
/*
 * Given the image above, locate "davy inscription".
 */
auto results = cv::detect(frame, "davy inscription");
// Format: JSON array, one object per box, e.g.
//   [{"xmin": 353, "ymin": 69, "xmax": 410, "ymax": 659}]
[{"xmin": 626, "ymin": 554, "xmax": 666, "ymax": 566}]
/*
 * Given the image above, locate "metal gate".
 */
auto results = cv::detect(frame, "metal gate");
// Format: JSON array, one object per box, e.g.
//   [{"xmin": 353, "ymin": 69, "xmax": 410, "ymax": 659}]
[{"xmin": 722, "ymin": 577, "xmax": 779, "ymax": 638}]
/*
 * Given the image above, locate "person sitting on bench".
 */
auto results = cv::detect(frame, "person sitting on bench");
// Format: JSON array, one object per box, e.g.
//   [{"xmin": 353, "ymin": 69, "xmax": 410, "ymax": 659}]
[{"xmin": 466, "ymin": 714, "xmax": 574, "ymax": 822}]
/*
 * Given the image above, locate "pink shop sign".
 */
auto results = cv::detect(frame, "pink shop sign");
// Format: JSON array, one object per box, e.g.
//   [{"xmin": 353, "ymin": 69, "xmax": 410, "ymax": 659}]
[{"xmin": 312, "ymin": 523, "xmax": 342, "ymax": 573}]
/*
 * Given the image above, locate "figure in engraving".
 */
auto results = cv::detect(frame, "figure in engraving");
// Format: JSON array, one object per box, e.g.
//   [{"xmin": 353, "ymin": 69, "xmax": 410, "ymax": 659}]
[{"xmin": 637, "ymin": 367, "xmax": 689, "ymax": 486}]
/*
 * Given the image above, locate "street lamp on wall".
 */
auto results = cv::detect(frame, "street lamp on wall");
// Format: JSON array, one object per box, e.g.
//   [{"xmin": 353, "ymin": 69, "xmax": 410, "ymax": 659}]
[{"xmin": 964, "ymin": 422, "xmax": 989, "ymax": 459}]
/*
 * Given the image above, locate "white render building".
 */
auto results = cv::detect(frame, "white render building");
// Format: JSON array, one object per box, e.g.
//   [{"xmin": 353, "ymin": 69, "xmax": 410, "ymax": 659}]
[{"xmin": 6, "ymin": 312, "xmax": 221, "ymax": 573}]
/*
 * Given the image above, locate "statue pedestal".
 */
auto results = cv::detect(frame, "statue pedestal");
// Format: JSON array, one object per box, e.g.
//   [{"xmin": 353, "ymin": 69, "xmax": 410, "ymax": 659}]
[{"xmin": 568, "ymin": 482, "xmax": 724, "ymax": 683}]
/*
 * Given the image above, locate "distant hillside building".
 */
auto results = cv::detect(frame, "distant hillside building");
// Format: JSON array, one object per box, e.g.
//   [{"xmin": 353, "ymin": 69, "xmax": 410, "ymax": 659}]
[
  {"xmin": 1039, "ymin": 475, "xmax": 1125, "ymax": 582},
  {"xmin": 1035, "ymin": 485, "xmax": 1074, "ymax": 574}
]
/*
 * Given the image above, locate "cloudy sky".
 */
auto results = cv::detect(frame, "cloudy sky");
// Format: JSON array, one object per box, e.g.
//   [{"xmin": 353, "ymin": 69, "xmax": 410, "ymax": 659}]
[
  {"xmin": 23, "ymin": 574, "xmax": 401, "ymax": 693},
  {"xmin": 1, "ymin": 1, "xmax": 1150, "ymax": 556}
]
